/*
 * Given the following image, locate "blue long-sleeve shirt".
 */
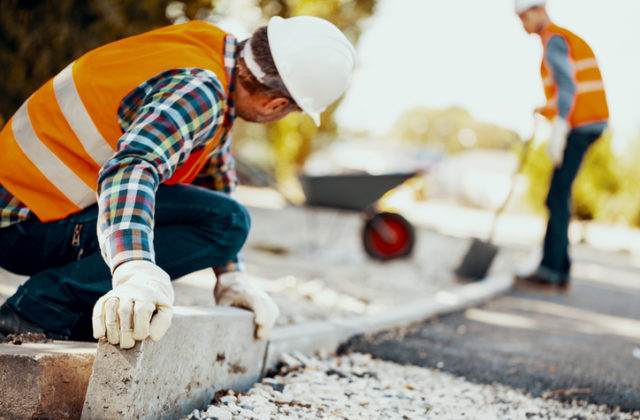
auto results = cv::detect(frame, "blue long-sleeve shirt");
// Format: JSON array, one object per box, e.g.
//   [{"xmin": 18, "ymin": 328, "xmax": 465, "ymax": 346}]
[{"xmin": 545, "ymin": 35, "xmax": 608, "ymax": 134}]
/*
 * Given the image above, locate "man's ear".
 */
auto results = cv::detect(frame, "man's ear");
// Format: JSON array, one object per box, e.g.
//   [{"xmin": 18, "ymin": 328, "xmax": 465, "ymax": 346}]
[{"xmin": 260, "ymin": 97, "xmax": 290, "ymax": 115}]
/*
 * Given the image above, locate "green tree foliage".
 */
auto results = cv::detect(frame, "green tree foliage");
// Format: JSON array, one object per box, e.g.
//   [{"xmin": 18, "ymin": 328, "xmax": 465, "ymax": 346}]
[
  {"xmin": 0, "ymin": 0, "xmax": 213, "ymax": 126},
  {"xmin": 519, "ymin": 139, "xmax": 552, "ymax": 215},
  {"xmin": 258, "ymin": 0, "xmax": 375, "ymax": 42},
  {"xmin": 388, "ymin": 106, "xmax": 520, "ymax": 152},
  {"xmin": 617, "ymin": 137, "xmax": 640, "ymax": 227}
]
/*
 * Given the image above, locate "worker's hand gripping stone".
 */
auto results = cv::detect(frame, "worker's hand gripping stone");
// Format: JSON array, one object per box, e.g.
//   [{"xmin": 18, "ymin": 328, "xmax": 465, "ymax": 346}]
[
  {"xmin": 92, "ymin": 260, "xmax": 174, "ymax": 349},
  {"xmin": 215, "ymin": 272, "xmax": 279, "ymax": 340},
  {"xmin": 548, "ymin": 116, "xmax": 570, "ymax": 167}
]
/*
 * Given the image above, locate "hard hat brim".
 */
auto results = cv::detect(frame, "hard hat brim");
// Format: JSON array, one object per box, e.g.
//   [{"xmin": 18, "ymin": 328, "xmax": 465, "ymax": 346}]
[
  {"xmin": 307, "ymin": 111, "xmax": 321, "ymax": 126},
  {"xmin": 268, "ymin": 16, "xmax": 322, "ymax": 126},
  {"xmin": 267, "ymin": 16, "xmax": 356, "ymax": 127}
]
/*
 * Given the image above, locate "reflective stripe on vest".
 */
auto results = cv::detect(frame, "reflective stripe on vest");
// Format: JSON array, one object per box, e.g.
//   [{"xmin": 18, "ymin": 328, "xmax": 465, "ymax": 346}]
[
  {"xmin": 12, "ymin": 100, "xmax": 97, "ymax": 210},
  {"xmin": 574, "ymin": 57, "xmax": 598, "ymax": 72},
  {"xmin": 540, "ymin": 23, "xmax": 609, "ymax": 128},
  {"xmin": 0, "ymin": 21, "xmax": 230, "ymax": 222},
  {"xmin": 542, "ymin": 58, "xmax": 605, "ymax": 94},
  {"xmin": 53, "ymin": 63, "xmax": 115, "ymax": 165}
]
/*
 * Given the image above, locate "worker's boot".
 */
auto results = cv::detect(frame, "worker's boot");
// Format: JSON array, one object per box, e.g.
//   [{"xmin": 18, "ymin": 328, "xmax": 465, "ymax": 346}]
[
  {"xmin": 514, "ymin": 270, "xmax": 569, "ymax": 295},
  {"xmin": 0, "ymin": 302, "xmax": 68, "ymax": 341}
]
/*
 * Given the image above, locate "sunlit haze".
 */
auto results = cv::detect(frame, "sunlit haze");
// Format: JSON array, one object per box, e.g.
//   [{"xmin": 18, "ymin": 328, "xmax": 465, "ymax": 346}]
[{"xmin": 334, "ymin": 0, "xmax": 640, "ymax": 150}]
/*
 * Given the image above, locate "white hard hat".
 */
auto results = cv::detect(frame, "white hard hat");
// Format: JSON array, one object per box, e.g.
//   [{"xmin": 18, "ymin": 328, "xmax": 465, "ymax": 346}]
[
  {"xmin": 515, "ymin": 0, "xmax": 546, "ymax": 14},
  {"xmin": 267, "ymin": 16, "xmax": 357, "ymax": 126}
]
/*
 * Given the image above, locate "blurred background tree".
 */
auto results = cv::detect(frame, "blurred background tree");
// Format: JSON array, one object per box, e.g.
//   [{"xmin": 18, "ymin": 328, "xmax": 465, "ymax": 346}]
[
  {"xmin": 616, "ymin": 136, "xmax": 640, "ymax": 227},
  {"xmin": 387, "ymin": 104, "xmax": 640, "ymax": 229},
  {"xmin": 0, "ymin": 0, "xmax": 213, "ymax": 127},
  {"xmin": 388, "ymin": 106, "xmax": 520, "ymax": 153},
  {"xmin": 519, "ymin": 139, "xmax": 552, "ymax": 215}
]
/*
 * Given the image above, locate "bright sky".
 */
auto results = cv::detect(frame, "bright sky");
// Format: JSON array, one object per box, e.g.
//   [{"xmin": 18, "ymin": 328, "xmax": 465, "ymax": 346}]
[{"xmin": 335, "ymin": 0, "xmax": 640, "ymax": 150}]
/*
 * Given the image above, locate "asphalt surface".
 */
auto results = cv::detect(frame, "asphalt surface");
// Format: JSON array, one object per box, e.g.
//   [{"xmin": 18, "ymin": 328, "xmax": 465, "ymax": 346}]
[{"xmin": 341, "ymin": 249, "xmax": 640, "ymax": 412}]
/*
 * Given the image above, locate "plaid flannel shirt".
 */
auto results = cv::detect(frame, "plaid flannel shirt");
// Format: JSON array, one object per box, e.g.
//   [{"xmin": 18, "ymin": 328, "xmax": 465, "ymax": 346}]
[{"xmin": 0, "ymin": 34, "xmax": 243, "ymax": 275}]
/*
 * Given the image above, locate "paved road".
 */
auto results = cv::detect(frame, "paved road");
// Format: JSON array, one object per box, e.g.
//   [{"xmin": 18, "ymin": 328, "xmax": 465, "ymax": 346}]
[{"xmin": 341, "ymin": 249, "xmax": 640, "ymax": 412}]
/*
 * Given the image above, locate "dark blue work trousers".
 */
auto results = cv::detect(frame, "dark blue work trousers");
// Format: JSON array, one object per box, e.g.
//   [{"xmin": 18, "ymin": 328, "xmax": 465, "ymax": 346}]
[
  {"xmin": 0, "ymin": 184, "xmax": 250, "ymax": 339},
  {"xmin": 540, "ymin": 129, "xmax": 603, "ymax": 278}
]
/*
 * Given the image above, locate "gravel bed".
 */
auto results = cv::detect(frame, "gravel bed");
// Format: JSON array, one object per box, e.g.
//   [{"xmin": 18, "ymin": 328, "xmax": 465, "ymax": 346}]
[{"xmin": 181, "ymin": 352, "xmax": 639, "ymax": 420}]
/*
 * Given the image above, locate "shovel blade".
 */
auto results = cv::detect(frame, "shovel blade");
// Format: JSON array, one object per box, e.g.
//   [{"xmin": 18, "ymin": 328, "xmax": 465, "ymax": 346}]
[{"xmin": 455, "ymin": 238, "xmax": 498, "ymax": 281}]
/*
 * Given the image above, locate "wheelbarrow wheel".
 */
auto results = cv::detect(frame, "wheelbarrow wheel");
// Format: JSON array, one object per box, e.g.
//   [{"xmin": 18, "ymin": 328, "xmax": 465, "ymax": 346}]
[{"xmin": 362, "ymin": 212, "xmax": 415, "ymax": 261}]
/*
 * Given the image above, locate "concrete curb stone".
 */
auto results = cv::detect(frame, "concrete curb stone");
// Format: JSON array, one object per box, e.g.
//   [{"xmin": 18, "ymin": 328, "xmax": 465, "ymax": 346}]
[
  {"xmin": 0, "ymin": 341, "xmax": 96, "ymax": 420},
  {"xmin": 0, "ymin": 273, "xmax": 512, "ymax": 419},
  {"xmin": 265, "ymin": 273, "xmax": 513, "ymax": 370},
  {"xmin": 81, "ymin": 306, "xmax": 266, "ymax": 420}
]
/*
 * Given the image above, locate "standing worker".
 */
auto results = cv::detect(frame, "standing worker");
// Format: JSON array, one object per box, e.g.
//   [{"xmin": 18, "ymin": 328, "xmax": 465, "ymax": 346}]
[
  {"xmin": 0, "ymin": 16, "xmax": 356, "ymax": 347},
  {"xmin": 514, "ymin": 0, "xmax": 609, "ymax": 291}
]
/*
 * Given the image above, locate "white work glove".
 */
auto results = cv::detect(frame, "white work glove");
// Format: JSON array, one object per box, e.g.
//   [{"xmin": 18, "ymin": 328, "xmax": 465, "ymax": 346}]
[
  {"xmin": 215, "ymin": 272, "xmax": 279, "ymax": 341},
  {"xmin": 92, "ymin": 260, "xmax": 174, "ymax": 349},
  {"xmin": 547, "ymin": 117, "xmax": 570, "ymax": 167}
]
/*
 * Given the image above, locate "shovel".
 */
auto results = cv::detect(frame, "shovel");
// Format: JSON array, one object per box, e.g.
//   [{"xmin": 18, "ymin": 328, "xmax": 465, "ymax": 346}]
[{"xmin": 454, "ymin": 121, "xmax": 537, "ymax": 281}]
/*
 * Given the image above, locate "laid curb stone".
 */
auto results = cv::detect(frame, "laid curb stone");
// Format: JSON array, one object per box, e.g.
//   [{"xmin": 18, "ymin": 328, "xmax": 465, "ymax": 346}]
[
  {"xmin": 0, "ymin": 341, "xmax": 96, "ymax": 420},
  {"xmin": 0, "ymin": 274, "xmax": 511, "ymax": 419},
  {"xmin": 266, "ymin": 273, "xmax": 513, "ymax": 369},
  {"xmin": 81, "ymin": 305, "xmax": 267, "ymax": 420}
]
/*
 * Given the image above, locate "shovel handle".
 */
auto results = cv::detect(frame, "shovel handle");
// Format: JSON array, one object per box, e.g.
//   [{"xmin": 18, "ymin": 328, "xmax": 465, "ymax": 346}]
[{"xmin": 487, "ymin": 118, "xmax": 539, "ymax": 240}]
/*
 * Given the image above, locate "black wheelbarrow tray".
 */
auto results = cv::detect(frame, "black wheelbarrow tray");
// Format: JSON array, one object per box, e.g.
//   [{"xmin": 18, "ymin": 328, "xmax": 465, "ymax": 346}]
[{"xmin": 298, "ymin": 172, "xmax": 418, "ymax": 261}]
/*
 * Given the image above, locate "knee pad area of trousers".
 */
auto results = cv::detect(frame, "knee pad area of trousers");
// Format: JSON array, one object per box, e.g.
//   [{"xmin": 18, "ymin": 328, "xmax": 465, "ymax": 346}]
[{"xmin": 200, "ymin": 200, "xmax": 251, "ymax": 259}]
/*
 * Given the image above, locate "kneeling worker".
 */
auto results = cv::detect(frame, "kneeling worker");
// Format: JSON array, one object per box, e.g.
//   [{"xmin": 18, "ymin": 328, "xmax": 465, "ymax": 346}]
[{"xmin": 0, "ymin": 16, "xmax": 356, "ymax": 347}]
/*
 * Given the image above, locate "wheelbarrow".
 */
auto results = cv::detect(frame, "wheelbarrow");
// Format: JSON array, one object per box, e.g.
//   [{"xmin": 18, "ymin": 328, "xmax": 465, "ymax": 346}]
[{"xmin": 298, "ymin": 172, "xmax": 417, "ymax": 261}]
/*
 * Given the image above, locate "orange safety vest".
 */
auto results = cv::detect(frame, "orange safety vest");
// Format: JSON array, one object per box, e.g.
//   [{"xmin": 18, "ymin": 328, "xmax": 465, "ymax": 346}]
[
  {"xmin": 539, "ymin": 22, "xmax": 609, "ymax": 128},
  {"xmin": 0, "ymin": 21, "xmax": 231, "ymax": 222}
]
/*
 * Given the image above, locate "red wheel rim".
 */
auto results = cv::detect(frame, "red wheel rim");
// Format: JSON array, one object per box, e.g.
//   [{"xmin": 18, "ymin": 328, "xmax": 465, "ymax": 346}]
[{"xmin": 366, "ymin": 214, "xmax": 411, "ymax": 258}]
